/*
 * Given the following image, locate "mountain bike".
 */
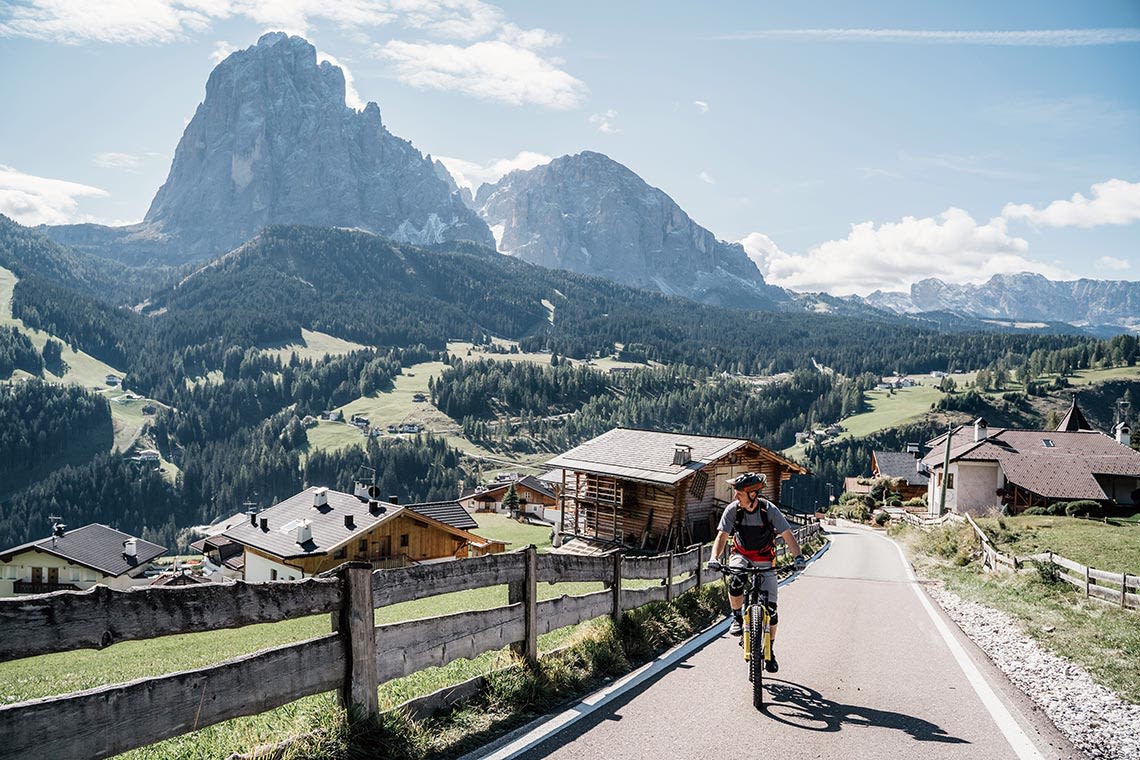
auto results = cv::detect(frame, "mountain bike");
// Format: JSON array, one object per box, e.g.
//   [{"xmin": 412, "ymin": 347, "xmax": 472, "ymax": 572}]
[{"xmin": 718, "ymin": 564, "xmax": 774, "ymax": 709}]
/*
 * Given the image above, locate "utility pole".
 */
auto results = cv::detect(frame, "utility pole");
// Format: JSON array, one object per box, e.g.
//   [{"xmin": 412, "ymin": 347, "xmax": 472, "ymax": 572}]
[{"xmin": 937, "ymin": 426, "xmax": 954, "ymax": 516}]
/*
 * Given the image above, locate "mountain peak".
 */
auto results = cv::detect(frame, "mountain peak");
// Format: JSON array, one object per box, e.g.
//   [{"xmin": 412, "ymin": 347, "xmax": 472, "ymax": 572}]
[{"xmin": 137, "ymin": 33, "xmax": 491, "ymax": 263}]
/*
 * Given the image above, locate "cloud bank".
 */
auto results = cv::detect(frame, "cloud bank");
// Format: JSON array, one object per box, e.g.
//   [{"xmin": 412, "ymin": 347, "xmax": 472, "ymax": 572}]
[
  {"xmin": 435, "ymin": 151, "xmax": 551, "ymax": 192},
  {"xmin": 1002, "ymin": 179, "xmax": 1140, "ymax": 228},
  {"xmin": 0, "ymin": 165, "xmax": 108, "ymax": 226}
]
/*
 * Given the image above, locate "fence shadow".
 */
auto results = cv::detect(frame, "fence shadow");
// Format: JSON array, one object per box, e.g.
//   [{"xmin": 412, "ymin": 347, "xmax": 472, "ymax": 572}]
[{"xmin": 761, "ymin": 679, "xmax": 969, "ymax": 745}]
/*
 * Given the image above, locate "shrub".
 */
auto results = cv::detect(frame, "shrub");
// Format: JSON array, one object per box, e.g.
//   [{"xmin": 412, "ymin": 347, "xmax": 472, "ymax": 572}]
[
  {"xmin": 903, "ymin": 497, "xmax": 927, "ymax": 507},
  {"xmin": 1022, "ymin": 506, "xmax": 1048, "ymax": 515},
  {"xmin": 888, "ymin": 497, "xmax": 903, "ymax": 507},
  {"xmin": 874, "ymin": 511, "xmax": 890, "ymax": 526},
  {"xmin": 1064, "ymin": 500, "xmax": 1102, "ymax": 518},
  {"xmin": 1032, "ymin": 558, "xmax": 1062, "ymax": 585}
]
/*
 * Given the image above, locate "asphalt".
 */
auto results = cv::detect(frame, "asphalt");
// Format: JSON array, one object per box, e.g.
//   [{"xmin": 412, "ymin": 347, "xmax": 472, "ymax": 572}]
[{"xmin": 491, "ymin": 523, "xmax": 1085, "ymax": 760}]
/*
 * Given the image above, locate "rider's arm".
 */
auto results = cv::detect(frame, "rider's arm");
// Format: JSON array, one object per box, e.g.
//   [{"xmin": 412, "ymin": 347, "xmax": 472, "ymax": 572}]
[
  {"xmin": 709, "ymin": 530, "xmax": 729, "ymax": 563},
  {"xmin": 781, "ymin": 528, "xmax": 801, "ymax": 559}
]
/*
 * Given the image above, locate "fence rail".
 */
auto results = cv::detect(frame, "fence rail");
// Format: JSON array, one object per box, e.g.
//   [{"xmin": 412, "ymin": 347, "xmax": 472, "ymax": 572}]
[
  {"xmin": 957, "ymin": 514, "xmax": 1138, "ymax": 612},
  {"xmin": 0, "ymin": 520, "xmax": 824, "ymax": 760}
]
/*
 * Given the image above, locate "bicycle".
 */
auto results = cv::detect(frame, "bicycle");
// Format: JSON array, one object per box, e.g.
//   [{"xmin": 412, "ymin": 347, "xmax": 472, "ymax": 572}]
[{"xmin": 713, "ymin": 563, "xmax": 774, "ymax": 709}]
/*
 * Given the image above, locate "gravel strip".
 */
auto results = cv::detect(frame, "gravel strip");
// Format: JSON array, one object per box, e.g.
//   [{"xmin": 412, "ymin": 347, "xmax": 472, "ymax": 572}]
[{"xmin": 929, "ymin": 587, "xmax": 1139, "ymax": 760}]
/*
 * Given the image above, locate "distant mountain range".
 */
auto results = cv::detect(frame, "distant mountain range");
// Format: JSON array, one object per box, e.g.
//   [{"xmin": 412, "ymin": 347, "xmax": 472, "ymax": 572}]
[
  {"xmin": 857, "ymin": 273, "xmax": 1140, "ymax": 336},
  {"xmin": 27, "ymin": 31, "xmax": 1136, "ymax": 332}
]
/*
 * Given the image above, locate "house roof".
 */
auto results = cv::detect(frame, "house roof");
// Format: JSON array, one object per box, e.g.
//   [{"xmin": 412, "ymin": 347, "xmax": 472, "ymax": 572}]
[
  {"xmin": 1056, "ymin": 398, "xmax": 1093, "ymax": 432},
  {"xmin": 223, "ymin": 487, "xmax": 496, "ymax": 560},
  {"xmin": 517, "ymin": 475, "xmax": 557, "ymax": 500},
  {"xmin": 545, "ymin": 427, "xmax": 808, "ymax": 486},
  {"xmin": 872, "ymin": 451, "xmax": 930, "ymax": 486},
  {"xmin": 923, "ymin": 427, "xmax": 1140, "ymax": 500},
  {"xmin": 0, "ymin": 524, "xmax": 166, "ymax": 577},
  {"xmin": 405, "ymin": 500, "xmax": 478, "ymax": 531},
  {"xmin": 459, "ymin": 476, "xmax": 557, "ymax": 503}
]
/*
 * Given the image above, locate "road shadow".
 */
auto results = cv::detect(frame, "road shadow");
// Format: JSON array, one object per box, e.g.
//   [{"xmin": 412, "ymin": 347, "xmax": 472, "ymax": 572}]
[{"xmin": 760, "ymin": 679, "xmax": 969, "ymax": 745}]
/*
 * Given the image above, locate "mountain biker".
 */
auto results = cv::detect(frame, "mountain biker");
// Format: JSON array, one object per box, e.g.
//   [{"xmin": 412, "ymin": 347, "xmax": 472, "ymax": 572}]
[{"xmin": 707, "ymin": 472, "xmax": 805, "ymax": 673}]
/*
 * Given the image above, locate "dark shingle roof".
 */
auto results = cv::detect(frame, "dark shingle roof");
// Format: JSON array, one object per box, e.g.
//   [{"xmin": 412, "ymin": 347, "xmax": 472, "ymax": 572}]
[
  {"xmin": 923, "ymin": 427, "xmax": 1140, "ymax": 500},
  {"xmin": 0, "ymin": 524, "xmax": 166, "ymax": 577},
  {"xmin": 1056, "ymin": 399, "xmax": 1093, "ymax": 432},
  {"xmin": 222, "ymin": 487, "xmax": 404, "ymax": 559},
  {"xmin": 406, "ymin": 500, "xmax": 478, "ymax": 531},
  {"xmin": 872, "ymin": 451, "xmax": 930, "ymax": 486}
]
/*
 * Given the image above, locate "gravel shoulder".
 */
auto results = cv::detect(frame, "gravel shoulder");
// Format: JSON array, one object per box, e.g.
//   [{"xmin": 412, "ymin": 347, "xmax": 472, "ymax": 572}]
[{"xmin": 928, "ymin": 586, "xmax": 1140, "ymax": 760}]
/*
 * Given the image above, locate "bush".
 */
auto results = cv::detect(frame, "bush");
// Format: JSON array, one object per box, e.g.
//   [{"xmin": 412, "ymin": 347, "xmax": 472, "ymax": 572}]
[
  {"xmin": 903, "ymin": 497, "xmax": 927, "ymax": 507},
  {"xmin": 832, "ymin": 501, "xmax": 870, "ymax": 522},
  {"xmin": 1022, "ymin": 506, "xmax": 1048, "ymax": 515},
  {"xmin": 1032, "ymin": 558, "xmax": 1062, "ymax": 585},
  {"xmin": 1063, "ymin": 500, "xmax": 1102, "ymax": 518},
  {"xmin": 874, "ymin": 511, "xmax": 890, "ymax": 526}
]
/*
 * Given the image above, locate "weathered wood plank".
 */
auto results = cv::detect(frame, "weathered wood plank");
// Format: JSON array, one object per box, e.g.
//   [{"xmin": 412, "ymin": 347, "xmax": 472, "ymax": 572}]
[
  {"xmin": 536, "ymin": 553, "xmax": 610, "ymax": 583},
  {"xmin": 1051, "ymin": 554, "xmax": 1086, "ymax": 574},
  {"xmin": 0, "ymin": 577, "xmax": 342, "ymax": 662},
  {"xmin": 536, "ymin": 591, "xmax": 612, "ymax": 633},
  {"xmin": 1087, "ymin": 583, "xmax": 1122, "ymax": 603},
  {"xmin": 338, "ymin": 564, "xmax": 378, "ymax": 716},
  {"xmin": 0, "ymin": 634, "xmax": 343, "ymax": 760},
  {"xmin": 620, "ymin": 585, "xmax": 667, "ymax": 612},
  {"xmin": 623, "ymin": 555, "xmax": 670, "ymax": 580},
  {"xmin": 674, "ymin": 576, "xmax": 698, "ymax": 596},
  {"xmin": 1058, "ymin": 571, "xmax": 1085, "ymax": 589},
  {"xmin": 673, "ymin": 546, "xmax": 702, "ymax": 576},
  {"xmin": 371, "ymin": 552, "xmax": 525, "ymax": 608},
  {"xmin": 1126, "ymin": 574, "xmax": 1140, "ymax": 592},
  {"xmin": 375, "ymin": 605, "xmax": 525, "ymax": 683},
  {"xmin": 1088, "ymin": 567, "xmax": 1124, "ymax": 585}
]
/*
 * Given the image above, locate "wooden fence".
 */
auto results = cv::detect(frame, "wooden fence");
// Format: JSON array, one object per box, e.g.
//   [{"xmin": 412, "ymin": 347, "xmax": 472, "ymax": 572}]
[
  {"xmin": 959, "ymin": 514, "xmax": 1139, "ymax": 612},
  {"xmin": 0, "ymin": 522, "xmax": 821, "ymax": 760}
]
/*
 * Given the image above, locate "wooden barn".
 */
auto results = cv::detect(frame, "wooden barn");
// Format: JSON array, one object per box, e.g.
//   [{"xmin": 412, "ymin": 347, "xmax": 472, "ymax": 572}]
[{"xmin": 546, "ymin": 428, "xmax": 809, "ymax": 553}]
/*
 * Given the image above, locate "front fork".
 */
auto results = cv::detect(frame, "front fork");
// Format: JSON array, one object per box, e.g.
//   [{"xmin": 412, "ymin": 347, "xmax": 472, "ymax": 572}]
[{"xmin": 742, "ymin": 605, "xmax": 770, "ymax": 662}]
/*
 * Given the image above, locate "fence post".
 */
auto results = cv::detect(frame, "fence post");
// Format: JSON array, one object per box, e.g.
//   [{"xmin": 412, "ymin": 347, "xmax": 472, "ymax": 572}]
[
  {"xmin": 1084, "ymin": 564, "xmax": 1091, "ymax": 598},
  {"xmin": 508, "ymin": 546, "xmax": 538, "ymax": 667},
  {"xmin": 611, "ymin": 553, "xmax": 623, "ymax": 623},
  {"xmin": 665, "ymin": 551, "xmax": 674, "ymax": 603},
  {"xmin": 337, "ymin": 562, "xmax": 378, "ymax": 717},
  {"xmin": 695, "ymin": 545, "xmax": 703, "ymax": 588},
  {"xmin": 1122, "ymin": 573, "xmax": 1128, "ymax": 609}
]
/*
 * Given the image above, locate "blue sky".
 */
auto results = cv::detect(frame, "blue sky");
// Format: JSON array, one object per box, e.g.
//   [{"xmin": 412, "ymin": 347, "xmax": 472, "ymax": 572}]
[{"xmin": 1, "ymin": 0, "xmax": 1138, "ymax": 295}]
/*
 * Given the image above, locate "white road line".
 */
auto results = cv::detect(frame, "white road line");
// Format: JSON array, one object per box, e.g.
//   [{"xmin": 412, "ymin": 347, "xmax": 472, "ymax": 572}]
[
  {"xmin": 470, "ymin": 541, "xmax": 831, "ymax": 760},
  {"xmin": 876, "ymin": 529, "xmax": 1046, "ymax": 760}
]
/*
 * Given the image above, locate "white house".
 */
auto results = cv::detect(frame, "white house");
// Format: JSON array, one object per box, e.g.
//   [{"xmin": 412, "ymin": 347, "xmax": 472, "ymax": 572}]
[{"xmin": 0, "ymin": 523, "xmax": 166, "ymax": 597}]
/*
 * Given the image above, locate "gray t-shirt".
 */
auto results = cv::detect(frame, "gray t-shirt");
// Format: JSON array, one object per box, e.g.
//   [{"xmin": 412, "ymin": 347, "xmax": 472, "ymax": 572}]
[{"xmin": 717, "ymin": 498, "xmax": 792, "ymax": 537}]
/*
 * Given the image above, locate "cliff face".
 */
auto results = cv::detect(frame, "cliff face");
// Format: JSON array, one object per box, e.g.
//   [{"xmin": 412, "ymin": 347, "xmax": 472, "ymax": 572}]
[
  {"xmin": 474, "ymin": 151, "xmax": 787, "ymax": 309},
  {"xmin": 140, "ymin": 32, "xmax": 491, "ymax": 262}
]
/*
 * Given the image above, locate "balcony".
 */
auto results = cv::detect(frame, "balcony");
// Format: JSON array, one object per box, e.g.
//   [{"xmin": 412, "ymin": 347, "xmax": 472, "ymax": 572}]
[{"xmin": 13, "ymin": 581, "xmax": 81, "ymax": 595}]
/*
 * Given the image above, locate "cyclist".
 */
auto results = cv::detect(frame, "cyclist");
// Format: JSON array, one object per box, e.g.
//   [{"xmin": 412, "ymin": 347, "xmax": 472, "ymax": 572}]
[{"xmin": 708, "ymin": 472, "xmax": 805, "ymax": 673}]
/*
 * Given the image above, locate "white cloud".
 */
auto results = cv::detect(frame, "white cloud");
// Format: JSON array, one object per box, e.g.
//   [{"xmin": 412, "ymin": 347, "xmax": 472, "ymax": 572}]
[
  {"xmin": 92, "ymin": 151, "xmax": 143, "ymax": 170},
  {"xmin": 436, "ymin": 151, "xmax": 551, "ymax": 191},
  {"xmin": 374, "ymin": 39, "xmax": 586, "ymax": 109},
  {"xmin": 210, "ymin": 39, "xmax": 236, "ymax": 63},
  {"xmin": 588, "ymin": 109, "xmax": 619, "ymax": 133},
  {"xmin": 698, "ymin": 171, "xmax": 715, "ymax": 184},
  {"xmin": 717, "ymin": 28, "xmax": 1140, "ymax": 46},
  {"xmin": 316, "ymin": 51, "xmax": 365, "ymax": 110},
  {"xmin": 740, "ymin": 208, "xmax": 1070, "ymax": 296},
  {"xmin": 693, "ymin": 100, "xmax": 709, "ymax": 114},
  {"xmin": 1002, "ymin": 179, "xmax": 1140, "ymax": 228},
  {"xmin": 1097, "ymin": 256, "xmax": 1131, "ymax": 272},
  {"xmin": 0, "ymin": 0, "xmax": 219, "ymax": 43},
  {"xmin": 0, "ymin": 165, "xmax": 109, "ymax": 226}
]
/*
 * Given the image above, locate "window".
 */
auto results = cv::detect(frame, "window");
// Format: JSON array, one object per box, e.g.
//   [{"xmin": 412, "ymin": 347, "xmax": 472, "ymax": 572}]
[
  {"xmin": 333, "ymin": 547, "xmax": 347, "ymax": 559},
  {"xmin": 400, "ymin": 533, "xmax": 409, "ymax": 548},
  {"xmin": 270, "ymin": 569, "xmax": 278, "ymax": 581},
  {"xmin": 1042, "ymin": 439, "xmax": 1055, "ymax": 448},
  {"xmin": 946, "ymin": 473, "xmax": 955, "ymax": 489},
  {"xmin": 358, "ymin": 539, "xmax": 368, "ymax": 555}
]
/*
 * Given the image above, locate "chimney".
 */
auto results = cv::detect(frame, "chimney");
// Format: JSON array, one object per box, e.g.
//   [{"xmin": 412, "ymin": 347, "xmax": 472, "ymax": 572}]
[
  {"xmin": 368, "ymin": 500, "xmax": 386, "ymax": 515},
  {"xmin": 248, "ymin": 510, "xmax": 258, "ymax": 527},
  {"xmin": 905, "ymin": 442, "xmax": 920, "ymax": 457},
  {"xmin": 974, "ymin": 417, "xmax": 989, "ymax": 442},
  {"xmin": 388, "ymin": 495, "xmax": 399, "ymax": 505},
  {"xmin": 295, "ymin": 519, "xmax": 312, "ymax": 544},
  {"xmin": 1115, "ymin": 422, "xmax": 1131, "ymax": 448},
  {"xmin": 344, "ymin": 514, "xmax": 355, "ymax": 530},
  {"xmin": 313, "ymin": 487, "xmax": 329, "ymax": 508},
  {"xmin": 672, "ymin": 444, "xmax": 692, "ymax": 466},
  {"xmin": 260, "ymin": 517, "xmax": 269, "ymax": 531},
  {"xmin": 123, "ymin": 538, "xmax": 137, "ymax": 558}
]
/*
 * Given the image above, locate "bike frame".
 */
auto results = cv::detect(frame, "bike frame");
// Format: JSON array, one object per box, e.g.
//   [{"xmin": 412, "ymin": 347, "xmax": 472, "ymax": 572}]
[{"xmin": 719, "ymin": 564, "xmax": 774, "ymax": 708}]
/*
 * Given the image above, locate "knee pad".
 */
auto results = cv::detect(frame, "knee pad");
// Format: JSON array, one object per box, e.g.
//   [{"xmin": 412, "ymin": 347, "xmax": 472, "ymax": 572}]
[
  {"xmin": 727, "ymin": 576, "xmax": 746, "ymax": 596},
  {"xmin": 767, "ymin": 603, "xmax": 778, "ymax": 625}
]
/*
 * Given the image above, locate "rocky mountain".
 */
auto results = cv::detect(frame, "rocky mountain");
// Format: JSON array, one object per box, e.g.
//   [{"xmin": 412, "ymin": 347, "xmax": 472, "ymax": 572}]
[
  {"xmin": 860, "ymin": 273, "xmax": 1140, "ymax": 335},
  {"xmin": 473, "ymin": 151, "xmax": 788, "ymax": 309},
  {"xmin": 45, "ymin": 33, "xmax": 491, "ymax": 265}
]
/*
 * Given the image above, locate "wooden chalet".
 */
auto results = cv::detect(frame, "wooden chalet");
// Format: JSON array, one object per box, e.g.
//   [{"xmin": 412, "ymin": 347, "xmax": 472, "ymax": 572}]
[
  {"xmin": 458, "ymin": 476, "xmax": 558, "ymax": 517},
  {"xmin": 545, "ymin": 428, "xmax": 809, "ymax": 552},
  {"xmin": 220, "ymin": 487, "xmax": 506, "ymax": 581}
]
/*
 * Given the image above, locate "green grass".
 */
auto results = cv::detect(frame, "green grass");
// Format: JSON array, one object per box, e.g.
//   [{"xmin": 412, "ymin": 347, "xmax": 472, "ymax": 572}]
[
  {"xmin": 470, "ymin": 512, "xmax": 552, "ymax": 551},
  {"xmin": 263, "ymin": 329, "xmax": 371, "ymax": 364},
  {"xmin": 894, "ymin": 522, "xmax": 1140, "ymax": 704},
  {"xmin": 973, "ymin": 515, "xmax": 1140, "ymax": 575}
]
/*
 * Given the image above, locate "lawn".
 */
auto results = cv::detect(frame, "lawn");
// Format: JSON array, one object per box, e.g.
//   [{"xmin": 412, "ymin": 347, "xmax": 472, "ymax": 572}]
[
  {"xmin": 972, "ymin": 515, "xmax": 1140, "ymax": 575},
  {"xmin": 262, "ymin": 329, "xmax": 371, "ymax": 364},
  {"xmin": 894, "ymin": 522, "xmax": 1140, "ymax": 704}
]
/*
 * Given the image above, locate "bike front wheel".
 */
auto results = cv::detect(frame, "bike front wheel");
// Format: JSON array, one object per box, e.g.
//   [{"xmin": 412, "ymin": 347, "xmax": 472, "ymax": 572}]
[{"xmin": 749, "ymin": 604, "xmax": 765, "ymax": 709}]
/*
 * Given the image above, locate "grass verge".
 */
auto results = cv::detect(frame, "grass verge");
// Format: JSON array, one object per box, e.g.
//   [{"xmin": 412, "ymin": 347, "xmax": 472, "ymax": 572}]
[{"xmin": 891, "ymin": 522, "xmax": 1140, "ymax": 704}]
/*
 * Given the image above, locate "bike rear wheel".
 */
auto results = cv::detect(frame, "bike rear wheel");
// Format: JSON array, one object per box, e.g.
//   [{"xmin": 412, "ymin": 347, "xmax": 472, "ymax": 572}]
[{"xmin": 749, "ymin": 604, "xmax": 764, "ymax": 709}]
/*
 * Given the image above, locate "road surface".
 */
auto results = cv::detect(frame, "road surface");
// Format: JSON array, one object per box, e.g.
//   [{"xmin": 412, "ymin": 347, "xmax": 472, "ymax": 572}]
[{"xmin": 503, "ymin": 524, "xmax": 1082, "ymax": 760}]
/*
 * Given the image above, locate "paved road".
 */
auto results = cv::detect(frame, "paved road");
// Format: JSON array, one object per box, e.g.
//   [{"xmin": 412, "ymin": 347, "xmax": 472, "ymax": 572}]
[{"xmin": 507, "ymin": 524, "xmax": 1082, "ymax": 760}]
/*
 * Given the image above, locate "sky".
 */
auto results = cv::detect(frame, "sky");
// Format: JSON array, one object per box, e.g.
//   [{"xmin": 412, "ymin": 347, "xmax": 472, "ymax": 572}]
[{"xmin": 1, "ymin": 0, "xmax": 1138, "ymax": 296}]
